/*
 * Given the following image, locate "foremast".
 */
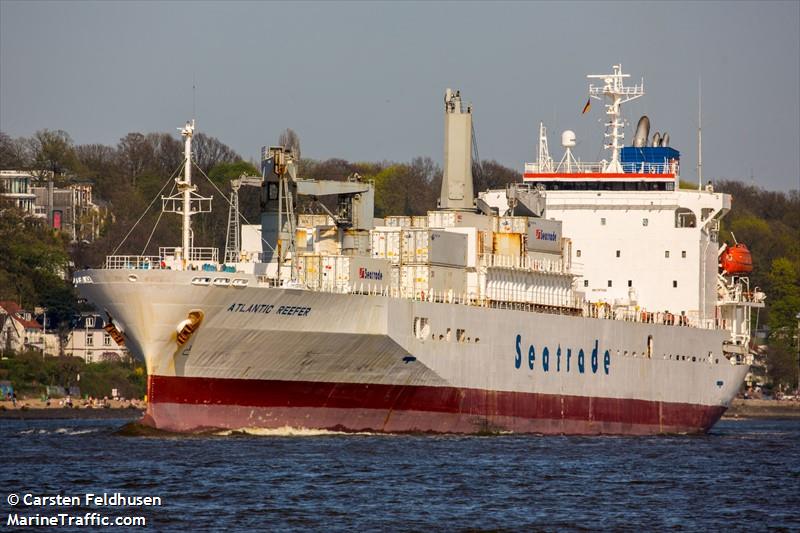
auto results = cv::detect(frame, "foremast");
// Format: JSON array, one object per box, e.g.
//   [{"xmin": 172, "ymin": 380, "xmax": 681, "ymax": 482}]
[{"xmin": 161, "ymin": 120, "xmax": 213, "ymax": 265}]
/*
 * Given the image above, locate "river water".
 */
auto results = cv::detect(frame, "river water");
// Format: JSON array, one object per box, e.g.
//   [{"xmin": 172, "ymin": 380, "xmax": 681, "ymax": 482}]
[{"xmin": 1, "ymin": 417, "xmax": 798, "ymax": 531}]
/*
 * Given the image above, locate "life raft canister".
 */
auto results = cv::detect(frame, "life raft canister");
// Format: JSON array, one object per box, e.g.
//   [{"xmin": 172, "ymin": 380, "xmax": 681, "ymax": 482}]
[{"xmin": 720, "ymin": 243, "xmax": 753, "ymax": 274}]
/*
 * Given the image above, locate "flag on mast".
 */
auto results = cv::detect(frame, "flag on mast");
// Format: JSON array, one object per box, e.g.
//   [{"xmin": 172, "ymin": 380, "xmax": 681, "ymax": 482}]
[{"xmin": 582, "ymin": 98, "xmax": 591, "ymax": 114}]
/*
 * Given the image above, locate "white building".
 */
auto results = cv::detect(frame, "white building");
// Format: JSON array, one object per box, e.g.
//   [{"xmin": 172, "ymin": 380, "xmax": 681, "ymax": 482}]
[
  {"xmin": 0, "ymin": 301, "xmax": 58, "ymax": 355},
  {"xmin": 64, "ymin": 313, "xmax": 129, "ymax": 363},
  {"xmin": 0, "ymin": 170, "xmax": 37, "ymax": 213}
]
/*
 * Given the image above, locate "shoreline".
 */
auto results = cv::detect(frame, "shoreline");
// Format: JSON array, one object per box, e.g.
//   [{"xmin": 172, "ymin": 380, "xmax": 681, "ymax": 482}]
[{"xmin": 722, "ymin": 398, "xmax": 800, "ymax": 420}]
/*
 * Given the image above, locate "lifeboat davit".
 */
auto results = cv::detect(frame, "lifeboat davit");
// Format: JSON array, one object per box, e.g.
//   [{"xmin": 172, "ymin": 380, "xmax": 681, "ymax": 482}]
[{"xmin": 720, "ymin": 243, "xmax": 753, "ymax": 274}]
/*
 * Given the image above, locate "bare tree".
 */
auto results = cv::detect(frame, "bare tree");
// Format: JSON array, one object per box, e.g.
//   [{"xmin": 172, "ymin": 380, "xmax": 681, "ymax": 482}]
[
  {"xmin": 117, "ymin": 132, "xmax": 154, "ymax": 186},
  {"xmin": 278, "ymin": 128, "xmax": 301, "ymax": 161},
  {"xmin": 192, "ymin": 133, "xmax": 239, "ymax": 174},
  {"xmin": 0, "ymin": 132, "xmax": 31, "ymax": 169}
]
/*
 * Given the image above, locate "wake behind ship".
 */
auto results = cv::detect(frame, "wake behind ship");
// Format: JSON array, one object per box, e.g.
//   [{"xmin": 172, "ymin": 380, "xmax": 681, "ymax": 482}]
[{"xmin": 75, "ymin": 65, "xmax": 763, "ymax": 435}]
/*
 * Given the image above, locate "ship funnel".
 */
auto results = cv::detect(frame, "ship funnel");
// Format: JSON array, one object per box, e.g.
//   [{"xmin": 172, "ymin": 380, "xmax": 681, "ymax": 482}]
[
  {"xmin": 633, "ymin": 115, "xmax": 650, "ymax": 147},
  {"xmin": 439, "ymin": 88, "xmax": 475, "ymax": 211},
  {"xmin": 661, "ymin": 132, "xmax": 669, "ymax": 147},
  {"xmin": 651, "ymin": 131, "xmax": 661, "ymax": 147}
]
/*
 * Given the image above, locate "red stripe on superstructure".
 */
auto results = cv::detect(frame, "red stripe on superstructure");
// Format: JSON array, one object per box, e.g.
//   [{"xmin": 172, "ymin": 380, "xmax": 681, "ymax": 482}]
[
  {"xmin": 146, "ymin": 375, "xmax": 725, "ymax": 434},
  {"xmin": 523, "ymin": 173, "xmax": 675, "ymax": 179}
]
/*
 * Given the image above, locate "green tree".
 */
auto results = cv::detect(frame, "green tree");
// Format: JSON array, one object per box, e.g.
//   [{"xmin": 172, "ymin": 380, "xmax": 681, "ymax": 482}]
[{"xmin": 767, "ymin": 258, "xmax": 800, "ymax": 335}]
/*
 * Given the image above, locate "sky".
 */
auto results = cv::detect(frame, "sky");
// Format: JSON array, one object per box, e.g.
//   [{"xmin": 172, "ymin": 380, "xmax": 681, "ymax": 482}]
[{"xmin": 1, "ymin": 1, "xmax": 798, "ymax": 191}]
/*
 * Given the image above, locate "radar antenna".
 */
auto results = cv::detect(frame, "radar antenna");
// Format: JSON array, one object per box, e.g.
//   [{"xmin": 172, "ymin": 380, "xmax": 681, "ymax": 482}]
[{"xmin": 587, "ymin": 64, "xmax": 644, "ymax": 173}]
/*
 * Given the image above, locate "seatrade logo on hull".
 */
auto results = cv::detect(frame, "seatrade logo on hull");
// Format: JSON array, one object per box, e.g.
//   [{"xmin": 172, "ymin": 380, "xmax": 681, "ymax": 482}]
[{"xmin": 515, "ymin": 335, "xmax": 610, "ymax": 375}]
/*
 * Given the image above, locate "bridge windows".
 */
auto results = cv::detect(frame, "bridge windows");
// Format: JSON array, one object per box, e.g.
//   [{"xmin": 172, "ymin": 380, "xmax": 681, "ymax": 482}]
[
  {"xmin": 665, "ymin": 250, "xmax": 670, "ymax": 258},
  {"xmin": 616, "ymin": 250, "xmax": 621, "ymax": 258},
  {"xmin": 682, "ymin": 250, "xmax": 687, "ymax": 258},
  {"xmin": 673, "ymin": 280, "xmax": 678, "ymax": 288}
]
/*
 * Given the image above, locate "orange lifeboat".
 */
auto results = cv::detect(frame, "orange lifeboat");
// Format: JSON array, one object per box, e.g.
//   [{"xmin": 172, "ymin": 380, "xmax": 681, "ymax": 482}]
[{"xmin": 720, "ymin": 243, "xmax": 753, "ymax": 274}]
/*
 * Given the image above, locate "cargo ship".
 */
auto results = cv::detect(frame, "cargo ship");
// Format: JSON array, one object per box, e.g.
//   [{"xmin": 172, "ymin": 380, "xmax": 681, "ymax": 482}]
[{"xmin": 75, "ymin": 65, "xmax": 763, "ymax": 434}]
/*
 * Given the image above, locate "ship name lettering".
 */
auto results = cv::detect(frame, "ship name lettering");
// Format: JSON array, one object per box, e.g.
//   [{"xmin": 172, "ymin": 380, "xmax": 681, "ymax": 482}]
[
  {"xmin": 228, "ymin": 303, "xmax": 274, "ymax": 314},
  {"xmin": 515, "ymin": 335, "xmax": 610, "ymax": 375}
]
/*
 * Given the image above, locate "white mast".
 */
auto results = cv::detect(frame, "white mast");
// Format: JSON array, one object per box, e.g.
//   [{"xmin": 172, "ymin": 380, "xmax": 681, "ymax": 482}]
[
  {"xmin": 537, "ymin": 122, "xmax": 553, "ymax": 173},
  {"xmin": 698, "ymin": 79, "xmax": 703, "ymax": 190},
  {"xmin": 587, "ymin": 64, "xmax": 644, "ymax": 173},
  {"xmin": 162, "ymin": 119, "xmax": 212, "ymax": 266},
  {"xmin": 179, "ymin": 120, "xmax": 194, "ymax": 254}
]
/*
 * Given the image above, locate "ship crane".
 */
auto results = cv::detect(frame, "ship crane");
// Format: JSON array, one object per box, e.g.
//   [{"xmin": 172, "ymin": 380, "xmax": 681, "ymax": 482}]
[{"xmin": 224, "ymin": 174, "xmax": 264, "ymax": 263}]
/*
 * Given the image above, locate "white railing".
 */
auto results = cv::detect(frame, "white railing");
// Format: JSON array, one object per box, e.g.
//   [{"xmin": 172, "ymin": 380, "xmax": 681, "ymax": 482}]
[
  {"xmin": 159, "ymin": 247, "xmax": 219, "ymax": 262},
  {"xmin": 105, "ymin": 255, "xmax": 163, "ymax": 269},
  {"xmin": 481, "ymin": 253, "xmax": 567, "ymax": 274},
  {"xmin": 524, "ymin": 161, "xmax": 678, "ymax": 175}
]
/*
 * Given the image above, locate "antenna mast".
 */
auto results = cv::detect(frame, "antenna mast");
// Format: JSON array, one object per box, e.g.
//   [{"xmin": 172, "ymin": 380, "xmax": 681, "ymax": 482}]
[
  {"xmin": 698, "ymin": 78, "xmax": 703, "ymax": 190},
  {"xmin": 587, "ymin": 64, "xmax": 644, "ymax": 173},
  {"xmin": 161, "ymin": 120, "xmax": 212, "ymax": 264}
]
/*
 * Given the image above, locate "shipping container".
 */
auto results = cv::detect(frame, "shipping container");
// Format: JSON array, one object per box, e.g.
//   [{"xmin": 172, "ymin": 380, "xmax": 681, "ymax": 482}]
[
  {"xmin": 400, "ymin": 228, "xmax": 467, "ymax": 267},
  {"xmin": 411, "ymin": 216, "xmax": 428, "ymax": 228},
  {"xmin": 371, "ymin": 228, "xmax": 402, "ymax": 264},
  {"xmin": 341, "ymin": 229, "xmax": 370, "ymax": 256},
  {"xmin": 296, "ymin": 254, "xmax": 323, "ymax": 289},
  {"xmin": 442, "ymin": 227, "xmax": 479, "ymax": 268},
  {"xmin": 495, "ymin": 216, "xmax": 528, "ymax": 234},
  {"xmin": 493, "ymin": 232, "xmax": 522, "ymax": 257},
  {"xmin": 400, "ymin": 264, "xmax": 466, "ymax": 300},
  {"xmin": 319, "ymin": 255, "xmax": 392, "ymax": 292},
  {"xmin": 298, "ymin": 214, "xmax": 334, "ymax": 227},
  {"xmin": 427, "ymin": 211, "xmax": 492, "ymax": 230},
  {"xmin": 295, "ymin": 229, "xmax": 311, "ymax": 253},
  {"xmin": 526, "ymin": 218, "xmax": 562, "ymax": 253},
  {"xmin": 314, "ymin": 226, "xmax": 340, "ymax": 255},
  {"xmin": 385, "ymin": 216, "xmax": 413, "ymax": 227}
]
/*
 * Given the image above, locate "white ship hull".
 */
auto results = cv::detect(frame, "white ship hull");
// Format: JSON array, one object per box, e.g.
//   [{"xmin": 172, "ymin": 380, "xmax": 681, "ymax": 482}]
[{"xmin": 76, "ymin": 269, "xmax": 746, "ymax": 434}]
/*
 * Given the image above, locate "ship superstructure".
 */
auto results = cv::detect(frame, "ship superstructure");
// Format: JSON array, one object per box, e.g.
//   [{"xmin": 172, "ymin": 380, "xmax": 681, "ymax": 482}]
[{"xmin": 75, "ymin": 65, "xmax": 762, "ymax": 434}]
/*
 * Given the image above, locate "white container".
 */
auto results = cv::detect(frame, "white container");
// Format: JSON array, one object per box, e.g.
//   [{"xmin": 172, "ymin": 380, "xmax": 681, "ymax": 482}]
[
  {"xmin": 400, "ymin": 265, "xmax": 466, "ymax": 300},
  {"xmin": 296, "ymin": 254, "xmax": 322, "ymax": 289},
  {"xmin": 320, "ymin": 255, "xmax": 391, "ymax": 292},
  {"xmin": 371, "ymin": 228, "xmax": 402, "ymax": 264},
  {"xmin": 526, "ymin": 218, "xmax": 562, "ymax": 253},
  {"xmin": 442, "ymin": 227, "xmax": 479, "ymax": 268},
  {"xmin": 314, "ymin": 226, "xmax": 340, "ymax": 255},
  {"xmin": 495, "ymin": 216, "xmax": 528, "ymax": 234},
  {"xmin": 298, "ymin": 214, "xmax": 334, "ymax": 228},
  {"xmin": 427, "ymin": 210, "xmax": 492, "ymax": 230},
  {"xmin": 400, "ymin": 228, "xmax": 467, "ymax": 267},
  {"xmin": 385, "ymin": 216, "xmax": 412, "ymax": 227}
]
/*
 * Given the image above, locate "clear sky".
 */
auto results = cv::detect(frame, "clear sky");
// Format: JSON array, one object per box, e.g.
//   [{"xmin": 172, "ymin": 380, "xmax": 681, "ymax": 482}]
[{"xmin": 1, "ymin": 1, "xmax": 798, "ymax": 191}]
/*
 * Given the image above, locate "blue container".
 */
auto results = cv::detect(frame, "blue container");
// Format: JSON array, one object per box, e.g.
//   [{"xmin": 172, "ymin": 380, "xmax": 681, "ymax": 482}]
[{"xmin": 620, "ymin": 147, "xmax": 680, "ymax": 163}]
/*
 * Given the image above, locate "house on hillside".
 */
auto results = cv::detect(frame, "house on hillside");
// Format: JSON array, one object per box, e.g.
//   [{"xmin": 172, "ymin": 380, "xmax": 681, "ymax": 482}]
[
  {"xmin": 0, "ymin": 301, "xmax": 58, "ymax": 355},
  {"xmin": 64, "ymin": 313, "xmax": 129, "ymax": 363}
]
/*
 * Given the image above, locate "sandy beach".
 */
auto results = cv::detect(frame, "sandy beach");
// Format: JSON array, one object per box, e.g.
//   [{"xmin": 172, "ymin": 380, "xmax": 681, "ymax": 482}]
[{"xmin": 0, "ymin": 399, "xmax": 145, "ymax": 420}]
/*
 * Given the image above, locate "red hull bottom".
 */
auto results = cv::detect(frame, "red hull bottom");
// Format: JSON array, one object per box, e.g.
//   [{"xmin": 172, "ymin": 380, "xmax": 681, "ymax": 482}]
[{"xmin": 143, "ymin": 375, "xmax": 727, "ymax": 435}]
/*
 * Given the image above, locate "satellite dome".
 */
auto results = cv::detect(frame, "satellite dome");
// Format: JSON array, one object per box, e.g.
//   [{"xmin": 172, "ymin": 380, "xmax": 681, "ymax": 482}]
[{"xmin": 561, "ymin": 130, "xmax": 576, "ymax": 147}]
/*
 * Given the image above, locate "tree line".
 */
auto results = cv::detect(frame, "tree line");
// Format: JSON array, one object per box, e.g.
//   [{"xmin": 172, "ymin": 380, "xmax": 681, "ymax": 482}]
[{"xmin": 0, "ymin": 127, "xmax": 797, "ymax": 388}]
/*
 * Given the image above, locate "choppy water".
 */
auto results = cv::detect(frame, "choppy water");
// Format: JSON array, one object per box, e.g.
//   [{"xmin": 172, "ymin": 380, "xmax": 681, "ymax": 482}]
[{"xmin": 1, "ymin": 417, "xmax": 798, "ymax": 531}]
